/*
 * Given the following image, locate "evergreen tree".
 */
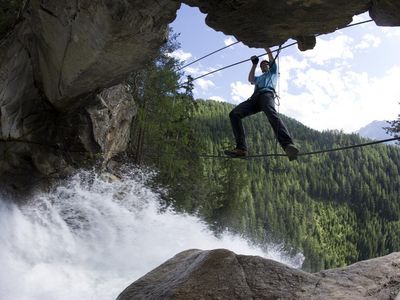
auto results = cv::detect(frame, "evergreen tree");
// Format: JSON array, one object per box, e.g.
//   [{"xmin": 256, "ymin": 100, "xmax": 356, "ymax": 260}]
[
  {"xmin": 126, "ymin": 35, "xmax": 400, "ymax": 272},
  {"xmin": 385, "ymin": 102, "xmax": 400, "ymax": 142},
  {"xmin": 127, "ymin": 28, "xmax": 208, "ymax": 211}
]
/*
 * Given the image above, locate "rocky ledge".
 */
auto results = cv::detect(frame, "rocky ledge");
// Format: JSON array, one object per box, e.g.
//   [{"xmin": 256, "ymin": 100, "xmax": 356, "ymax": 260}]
[
  {"xmin": 0, "ymin": 0, "xmax": 179, "ymax": 193},
  {"xmin": 117, "ymin": 249, "xmax": 400, "ymax": 300},
  {"xmin": 183, "ymin": 0, "xmax": 400, "ymax": 50},
  {"xmin": 1, "ymin": 0, "xmax": 400, "ymax": 193}
]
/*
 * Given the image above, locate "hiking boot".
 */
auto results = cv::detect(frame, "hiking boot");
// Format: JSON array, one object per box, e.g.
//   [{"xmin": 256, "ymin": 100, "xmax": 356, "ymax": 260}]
[
  {"xmin": 284, "ymin": 144, "xmax": 299, "ymax": 161},
  {"xmin": 224, "ymin": 148, "xmax": 248, "ymax": 157}
]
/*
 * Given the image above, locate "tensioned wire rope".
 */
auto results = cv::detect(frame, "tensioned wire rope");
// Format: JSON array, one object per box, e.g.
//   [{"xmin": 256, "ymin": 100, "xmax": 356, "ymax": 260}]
[
  {"xmin": 173, "ymin": 18, "xmax": 400, "ymax": 159},
  {"xmin": 178, "ymin": 19, "xmax": 374, "ymax": 84},
  {"xmin": 178, "ymin": 40, "xmax": 240, "ymax": 71},
  {"xmin": 198, "ymin": 137, "xmax": 400, "ymax": 159}
]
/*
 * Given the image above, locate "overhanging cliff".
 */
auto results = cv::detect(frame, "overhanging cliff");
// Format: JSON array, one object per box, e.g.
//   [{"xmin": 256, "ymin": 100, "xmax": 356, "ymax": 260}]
[
  {"xmin": 1, "ymin": 0, "xmax": 399, "ymax": 192},
  {"xmin": 183, "ymin": 0, "xmax": 400, "ymax": 50}
]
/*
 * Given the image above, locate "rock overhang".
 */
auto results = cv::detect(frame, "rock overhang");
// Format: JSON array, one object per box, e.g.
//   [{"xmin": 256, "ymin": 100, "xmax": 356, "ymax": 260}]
[
  {"xmin": 182, "ymin": 0, "xmax": 400, "ymax": 51},
  {"xmin": 1, "ymin": 0, "xmax": 400, "ymax": 191}
]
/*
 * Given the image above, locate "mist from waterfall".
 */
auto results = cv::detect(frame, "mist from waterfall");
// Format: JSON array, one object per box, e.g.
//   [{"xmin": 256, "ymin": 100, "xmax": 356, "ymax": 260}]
[{"xmin": 0, "ymin": 167, "xmax": 303, "ymax": 300}]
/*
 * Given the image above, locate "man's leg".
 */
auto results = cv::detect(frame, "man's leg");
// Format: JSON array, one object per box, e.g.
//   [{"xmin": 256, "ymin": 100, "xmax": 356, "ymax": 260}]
[
  {"xmin": 259, "ymin": 93, "xmax": 298, "ymax": 160},
  {"xmin": 229, "ymin": 98, "xmax": 258, "ymax": 151}
]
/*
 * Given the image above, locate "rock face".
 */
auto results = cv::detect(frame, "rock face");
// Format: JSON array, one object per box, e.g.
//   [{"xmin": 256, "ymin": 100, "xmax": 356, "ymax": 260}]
[
  {"xmin": 87, "ymin": 85, "xmax": 137, "ymax": 163},
  {"xmin": 183, "ymin": 0, "xmax": 400, "ymax": 51},
  {"xmin": 1, "ymin": 0, "xmax": 400, "ymax": 192},
  {"xmin": 0, "ymin": 0, "xmax": 179, "ymax": 193},
  {"xmin": 24, "ymin": 0, "xmax": 179, "ymax": 109},
  {"xmin": 117, "ymin": 249, "xmax": 400, "ymax": 300}
]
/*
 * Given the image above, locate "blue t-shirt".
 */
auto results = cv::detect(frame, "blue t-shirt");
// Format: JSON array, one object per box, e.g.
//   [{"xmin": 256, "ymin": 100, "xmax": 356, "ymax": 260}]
[{"xmin": 253, "ymin": 62, "xmax": 277, "ymax": 93}]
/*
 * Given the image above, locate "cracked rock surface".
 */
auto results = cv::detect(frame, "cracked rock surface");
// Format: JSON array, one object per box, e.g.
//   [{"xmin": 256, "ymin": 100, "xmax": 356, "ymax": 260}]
[
  {"xmin": 27, "ymin": 0, "xmax": 179, "ymax": 108},
  {"xmin": 183, "ymin": 0, "xmax": 400, "ymax": 50},
  {"xmin": 0, "ymin": 0, "xmax": 179, "ymax": 192},
  {"xmin": 1, "ymin": 0, "xmax": 400, "ymax": 192},
  {"xmin": 117, "ymin": 249, "xmax": 400, "ymax": 300}
]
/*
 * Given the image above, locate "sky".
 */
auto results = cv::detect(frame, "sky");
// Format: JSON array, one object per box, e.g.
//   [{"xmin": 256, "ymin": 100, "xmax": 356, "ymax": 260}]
[{"xmin": 170, "ymin": 4, "xmax": 400, "ymax": 133}]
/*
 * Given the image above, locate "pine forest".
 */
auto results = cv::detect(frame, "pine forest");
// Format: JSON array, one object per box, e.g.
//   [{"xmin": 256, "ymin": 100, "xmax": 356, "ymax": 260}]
[{"xmin": 127, "ymin": 30, "xmax": 400, "ymax": 272}]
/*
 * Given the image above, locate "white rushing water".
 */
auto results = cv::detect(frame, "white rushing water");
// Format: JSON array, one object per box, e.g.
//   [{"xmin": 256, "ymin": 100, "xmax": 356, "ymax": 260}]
[{"xmin": 0, "ymin": 168, "xmax": 303, "ymax": 300}]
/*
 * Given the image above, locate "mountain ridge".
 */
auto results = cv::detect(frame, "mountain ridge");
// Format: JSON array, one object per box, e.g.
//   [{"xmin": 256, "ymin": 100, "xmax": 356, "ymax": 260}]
[{"xmin": 356, "ymin": 120, "xmax": 397, "ymax": 145}]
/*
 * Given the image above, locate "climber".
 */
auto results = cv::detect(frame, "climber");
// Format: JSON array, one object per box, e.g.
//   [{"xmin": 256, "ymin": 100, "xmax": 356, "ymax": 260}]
[{"xmin": 225, "ymin": 47, "xmax": 299, "ymax": 161}]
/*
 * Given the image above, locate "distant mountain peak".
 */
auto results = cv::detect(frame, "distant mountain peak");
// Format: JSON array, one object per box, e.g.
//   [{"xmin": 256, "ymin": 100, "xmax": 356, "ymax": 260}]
[{"xmin": 356, "ymin": 120, "xmax": 395, "ymax": 143}]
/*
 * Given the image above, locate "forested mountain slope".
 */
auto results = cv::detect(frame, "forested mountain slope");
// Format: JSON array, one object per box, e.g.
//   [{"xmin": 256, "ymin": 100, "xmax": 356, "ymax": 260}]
[
  {"xmin": 131, "ymin": 96, "xmax": 400, "ymax": 272},
  {"xmin": 126, "ymin": 32, "xmax": 400, "ymax": 271},
  {"xmin": 190, "ymin": 99, "xmax": 400, "ymax": 271}
]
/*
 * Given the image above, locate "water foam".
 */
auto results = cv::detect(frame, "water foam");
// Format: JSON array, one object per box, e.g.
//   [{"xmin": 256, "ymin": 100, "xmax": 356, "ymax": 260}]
[{"xmin": 0, "ymin": 168, "xmax": 302, "ymax": 300}]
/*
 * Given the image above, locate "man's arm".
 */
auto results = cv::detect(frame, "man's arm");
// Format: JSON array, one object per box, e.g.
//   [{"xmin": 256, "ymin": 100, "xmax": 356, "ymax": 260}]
[
  {"xmin": 248, "ymin": 55, "xmax": 258, "ymax": 83},
  {"xmin": 266, "ymin": 47, "xmax": 274, "ymax": 62},
  {"xmin": 266, "ymin": 47, "xmax": 277, "ymax": 73}
]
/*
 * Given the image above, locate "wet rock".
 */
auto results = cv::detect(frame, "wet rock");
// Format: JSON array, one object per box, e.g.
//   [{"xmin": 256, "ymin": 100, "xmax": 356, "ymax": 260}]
[
  {"xmin": 87, "ymin": 84, "xmax": 136, "ymax": 163},
  {"xmin": 0, "ymin": 0, "xmax": 179, "ymax": 192},
  {"xmin": 1, "ymin": 0, "xmax": 400, "ymax": 191},
  {"xmin": 117, "ymin": 249, "xmax": 400, "ymax": 300}
]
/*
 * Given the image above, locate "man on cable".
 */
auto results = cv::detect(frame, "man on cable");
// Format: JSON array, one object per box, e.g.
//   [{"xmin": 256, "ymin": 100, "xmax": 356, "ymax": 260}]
[{"xmin": 225, "ymin": 47, "xmax": 299, "ymax": 161}]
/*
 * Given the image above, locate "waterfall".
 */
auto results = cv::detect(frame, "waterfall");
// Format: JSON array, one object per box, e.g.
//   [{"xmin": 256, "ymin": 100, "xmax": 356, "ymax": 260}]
[{"xmin": 0, "ymin": 168, "xmax": 303, "ymax": 300}]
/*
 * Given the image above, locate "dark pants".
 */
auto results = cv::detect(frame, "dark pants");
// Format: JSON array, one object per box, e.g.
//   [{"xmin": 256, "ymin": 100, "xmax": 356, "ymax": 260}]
[{"xmin": 229, "ymin": 92, "xmax": 293, "ymax": 151}]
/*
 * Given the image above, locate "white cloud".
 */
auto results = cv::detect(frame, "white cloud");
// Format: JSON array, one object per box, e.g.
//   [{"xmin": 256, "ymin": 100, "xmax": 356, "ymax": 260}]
[
  {"xmin": 185, "ymin": 66, "xmax": 202, "ymax": 77},
  {"xmin": 209, "ymin": 95, "xmax": 226, "ymax": 102},
  {"xmin": 303, "ymin": 35, "xmax": 354, "ymax": 65},
  {"xmin": 185, "ymin": 65, "xmax": 221, "ymax": 99},
  {"xmin": 280, "ymin": 64, "xmax": 400, "ymax": 133},
  {"xmin": 185, "ymin": 65, "xmax": 217, "ymax": 78},
  {"xmin": 381, "ymin": 27, "xmax": 400, "ymax": 38},
  {"xmin": 224, "ymin": 36, "xmax": 236, "ymax": 47},
  {"xmin": 351, "ymin": 13, "xmax": 369, "ymax": 24},
  {"xmin": 230, "ymin": 81, "xmax": 253, "ymax": 104},
  {"xmin": 278, "ymin": 56, "xmax": 309, "ymax": 93},
  {"xmin": 355, "ymin": 33, "xmax": 381, "ymax": 49},
  {"xmin": 169, "ymin": 49, "xmax": 192, "ymax": 62},
  {"xmin": 195, "ymin": 78, "xmax": 215, "ymax": 91}
]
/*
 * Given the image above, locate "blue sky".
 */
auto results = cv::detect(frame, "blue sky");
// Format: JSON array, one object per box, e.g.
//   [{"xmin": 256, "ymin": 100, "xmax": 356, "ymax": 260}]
[{"xmin": 170, "ymin": 4, "xmax": 400, "ymax": 133}]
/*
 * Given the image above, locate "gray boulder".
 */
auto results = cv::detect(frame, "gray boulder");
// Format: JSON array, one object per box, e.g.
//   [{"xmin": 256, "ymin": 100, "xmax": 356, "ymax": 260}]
[{"xmin": 117, "ymin": 249, "xmax": 400, "ymax": 300}]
